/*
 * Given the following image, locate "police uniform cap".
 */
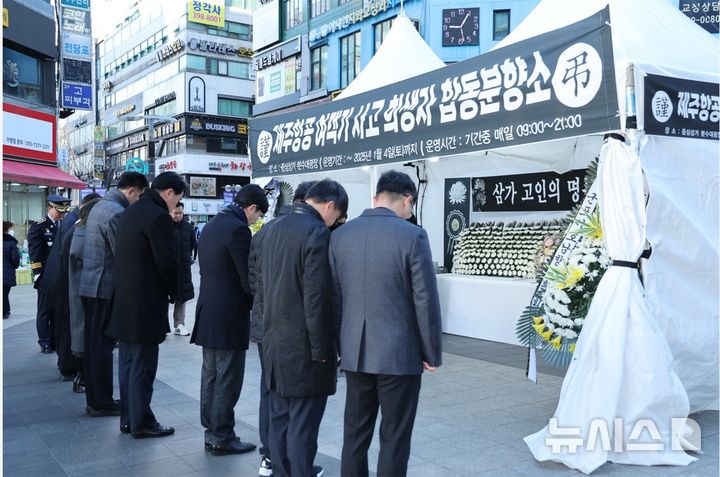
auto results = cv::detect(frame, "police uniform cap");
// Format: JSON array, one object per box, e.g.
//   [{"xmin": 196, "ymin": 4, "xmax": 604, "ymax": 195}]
[{"xmin": 47, "ymin": 194, "xmax": 71, "ymax": 212}]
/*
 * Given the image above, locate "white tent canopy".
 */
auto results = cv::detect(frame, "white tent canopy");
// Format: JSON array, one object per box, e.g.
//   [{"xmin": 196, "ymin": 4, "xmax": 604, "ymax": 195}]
[{"xmin": 335, "ymin": 11, "xmax": 446, "ymax": 100}]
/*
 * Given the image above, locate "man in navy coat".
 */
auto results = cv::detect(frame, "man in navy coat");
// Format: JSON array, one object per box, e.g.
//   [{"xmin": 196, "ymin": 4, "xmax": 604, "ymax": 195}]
[
  {"xmin": 191, "ymin": 184, "xmax": 268, "ymax": 455},
  {"xmin": 330, "ymin": 170, "xmax": 443, "ymax": 477}
]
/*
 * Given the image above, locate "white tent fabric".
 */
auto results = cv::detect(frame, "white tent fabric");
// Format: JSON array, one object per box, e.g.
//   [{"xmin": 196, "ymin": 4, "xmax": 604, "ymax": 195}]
[
  {"xmin": 523, "ymin": 137, "xmax": 697, "ymax": 474},
  {"xmin": 493, "ymin": 0, "xmax": 719, "ymax": 412},
  {"xmin": 335, "ymin": 12, "xmax": 445, "ymax": 100}
]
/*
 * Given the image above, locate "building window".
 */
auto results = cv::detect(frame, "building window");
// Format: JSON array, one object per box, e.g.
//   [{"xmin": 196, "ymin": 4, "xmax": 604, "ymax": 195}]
[
  {"xmin": 285, "ymin": 0, "xmax": 304, "ymax": 28},
  {"xmin": 3, "ymin": 47, "xmax": 43, "ymax": 104},
  {"xmin": 218, "ymin": 97, "xmax": 252, "ymax": 117},
  {"xmin": 206, "ymin": 137, "xmax": 248, "ymax": 155},
  {"xmin": 187, "ymin": 54, "xmax": 206, "ymax": 71},
  {"xmin": 340, "ymin": 31, "xmax": 361, "ymax": 89},
  {"xmin": 311, "ymin": 45, "xmax": 327, "ymax": 91},
  {"xmin": 493, "ymin": 10, "xmax": 511, "ymax": 41},
  {"xmin": 339, "ymin": 0, "xmax": 351, "ymax": 4},
  {"xmin": 228, "ymin": 61, "xmax": 251, "ymax": 79},
  {"xmin": 208, "ymin": 20, "xmax": 253, "ymax": 40},
  {"xmin": 311, "ymin": 0, "xmax": 329, "ymax": 18},
  {"xmin": 373, "ymin": 17, "xmax": 394, "ymax": 53}
]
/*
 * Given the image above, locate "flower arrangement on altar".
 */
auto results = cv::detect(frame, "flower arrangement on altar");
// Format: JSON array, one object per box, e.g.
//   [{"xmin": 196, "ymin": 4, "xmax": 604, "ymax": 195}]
[
  {"xmin": 452, "ymin": 221, "xmax": 566, "ymax": 279},
  {"xmin": 530, "ymin": 208, "xmax": 609, "ymax": 352}
]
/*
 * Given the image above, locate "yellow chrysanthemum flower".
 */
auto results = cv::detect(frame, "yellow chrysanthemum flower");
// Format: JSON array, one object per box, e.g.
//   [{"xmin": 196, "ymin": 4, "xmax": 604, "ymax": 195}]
[
  {"xmin": 559, "ymin": 265, "xmax": 584, "ymax": 289},
  {"xmin": 551, "ymin": 335, "xmax": 562, "ymax": 349}
]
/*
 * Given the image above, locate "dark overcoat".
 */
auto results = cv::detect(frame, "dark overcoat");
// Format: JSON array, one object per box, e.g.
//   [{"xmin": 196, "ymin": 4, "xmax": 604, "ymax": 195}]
[
  {"xmin": 27, "ymin": 215, "xmax": 57, "ymax": 289},
  {"xmin": 3, "ymin": 233, "xmax": 20, "ymax": 286},
  {"xmin": 174, "ymin": 219, "xmax": 195, "ymax": 303},
  {"xmin": 103, "ymin": 189, "xmax": 179, "ymax": 344},
  {"xmin": 190, "ymin": 205, "xmax": 252, "ymax": 350},
  {"xmin": 259, "ymin": 202, "xmax": 337, "ymax": 398}
]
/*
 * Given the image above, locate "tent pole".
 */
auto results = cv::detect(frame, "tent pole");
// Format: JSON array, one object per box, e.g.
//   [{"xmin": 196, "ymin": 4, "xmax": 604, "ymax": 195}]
[{"xmin": 369, "ymin": 165, "xmax": 378, "ymax": 207}]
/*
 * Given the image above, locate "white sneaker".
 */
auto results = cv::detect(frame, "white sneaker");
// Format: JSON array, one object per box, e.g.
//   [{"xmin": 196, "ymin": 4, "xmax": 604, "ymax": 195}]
[
  {"xmin": 174, "ymin": 324, "xmax": 190, "ymax": 336},
  {"xmin": 259, "ymin": 456, "xmax": 272, "ymax": 476}
]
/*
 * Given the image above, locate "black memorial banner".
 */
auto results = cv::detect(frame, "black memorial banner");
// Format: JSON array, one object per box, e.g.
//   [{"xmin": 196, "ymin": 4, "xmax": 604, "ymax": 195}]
[
  {"xmin": 644, "ymin": 73, "xmax": 719, "ymax": 141},
  {"xmin": 443, "ymin": 178, "xmax": 471, "ymax": 270},
  {"xmin": 471, "ymin": 169, "xmax": 586, "ymax": 212},
  {"xmin": 249, "ymin": 7, "xmax": 618, "ymax": 178}
]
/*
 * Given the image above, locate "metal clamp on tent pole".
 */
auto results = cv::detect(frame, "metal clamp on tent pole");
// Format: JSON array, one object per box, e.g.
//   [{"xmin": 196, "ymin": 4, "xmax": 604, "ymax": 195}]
[{"xmin": 625, "ymin": 63, "xmax": 637, "ymax": 130}]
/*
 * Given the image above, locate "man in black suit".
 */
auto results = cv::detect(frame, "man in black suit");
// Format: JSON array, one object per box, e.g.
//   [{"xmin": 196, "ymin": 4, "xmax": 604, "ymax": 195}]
[
  {"xmin": 258, "ymin": 179, "xmax": 348, "ymax": 477},
  {"xmin": 191, "ymin": 184, "xmax": 267, "ymax": 455},
  {"xmin": 103, "ymin": 172, "xmax": 186, "ymax": 438},
  {"xmin": 330, "ymin": 171, "xmax": 443, "ymax": 477}
]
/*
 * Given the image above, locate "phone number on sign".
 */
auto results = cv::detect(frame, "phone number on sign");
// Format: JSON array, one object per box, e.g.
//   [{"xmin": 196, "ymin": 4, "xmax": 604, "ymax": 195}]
[
  {"xmin": 191, "ymin": 13, "xmax": 221, "ymax": 22},
  {"xmin": 515, "ymin": 114, "xmax": 583, "ymax": 137}
]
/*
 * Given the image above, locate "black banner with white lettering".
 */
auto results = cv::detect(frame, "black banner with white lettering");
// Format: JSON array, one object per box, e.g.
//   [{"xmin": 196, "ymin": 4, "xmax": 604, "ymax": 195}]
[
  {"xmin": 444, "ymin": 178, "xmax": 471, "ymax": 269},
  {"xmin": 249, "ymin": 7, "xmax": 618, "ymax": 178},
  {"xmin": 679, "ymin": 1, "xmax": 719, "ymax": 34},
  {"xmin": 644, "ymin": 73, "xmax": 720, "ymax": 141},
  {"xmin": 471, "ymin": 169, "xmax": 586, "ymax": 212}
]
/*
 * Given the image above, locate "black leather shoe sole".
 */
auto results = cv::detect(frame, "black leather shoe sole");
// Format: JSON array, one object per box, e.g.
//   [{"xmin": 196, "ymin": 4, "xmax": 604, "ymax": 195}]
[
  {"xmin": 120, "ymin": 424, "xmax": 130, "ymax": 434},
  {"xmin": 85, "ymin": 405, "xmax": 121, "ymax": 417},
  {"xmin": 132, "ymin": 426, "xmax": 175, "ymax": 439},
  {"xmin": 210, "ymin": 442, "xmax": 256, "ymax": 456}
]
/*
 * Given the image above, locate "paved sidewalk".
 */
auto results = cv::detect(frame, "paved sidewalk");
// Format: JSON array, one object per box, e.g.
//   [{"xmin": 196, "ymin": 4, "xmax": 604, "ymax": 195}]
[{"xmin": 3, "ymin": 265, "xmax": 718, "ymax": 476}]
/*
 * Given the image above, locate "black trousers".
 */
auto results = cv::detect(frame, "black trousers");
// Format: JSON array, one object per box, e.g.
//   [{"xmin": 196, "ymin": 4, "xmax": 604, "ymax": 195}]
[
  {"xmin": 257, "ymin": 343, "xmax": 270, "ymax": 458},
  {"xmin": 3, "ymin": 285, "xmax": 11, "ymax": 317},
  {"xmin": 82, "ymin": 297, "xmax": 115, "ymax": 409},
  {"xmin": 119, "ymin": 341, "xmax": 159, "ymax": 432},
  {"xmin": 341, "ymin": 372, "xmax": 422, "ymax": 477},
  {"xmin": 269, "ymin": 391, "xmax": 327, "ymax": 477},
  {"xmin": 54, "ymin": 311, "xmax": 80, "ymax": 376},
  {"xmin": 36, "ymin": 289, "xmax": 55, "ymax": 348},
  {"xmin": 200, "ymin": 347, "xmax": 246, "ymax": 446}
]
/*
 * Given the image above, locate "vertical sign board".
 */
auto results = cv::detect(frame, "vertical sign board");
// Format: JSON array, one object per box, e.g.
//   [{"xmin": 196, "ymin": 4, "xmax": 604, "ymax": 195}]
[
  {"xmin": 188, "ymin": 76, "xmax": 206, "ymax": 112},
  {"xmin": 60, "ymin": 0, "xmax": 93, "ymax": 110},
  {"xmin": 443, "ymin": 178, "xmax": 472, "ymax": 270}
]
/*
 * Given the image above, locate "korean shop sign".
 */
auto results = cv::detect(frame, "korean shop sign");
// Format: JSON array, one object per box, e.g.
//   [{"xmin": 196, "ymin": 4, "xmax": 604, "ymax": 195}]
[
  {"xmin": 250, "ymin": 7, "xmax": 619, "ymax": 178},
  {"xmin": 188, "ymin": 0, "xmax": 225, "ymax": 28}
]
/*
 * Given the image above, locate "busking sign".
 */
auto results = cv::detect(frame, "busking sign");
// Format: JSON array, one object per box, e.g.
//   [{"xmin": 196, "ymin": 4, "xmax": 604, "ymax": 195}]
[
  {"xmin": 644, "ymin": 73, "xmax": 719, "ymax": 140},
  {"xmin": 249, "ymin": 7, "xmax": 619, "ymax": 178}
]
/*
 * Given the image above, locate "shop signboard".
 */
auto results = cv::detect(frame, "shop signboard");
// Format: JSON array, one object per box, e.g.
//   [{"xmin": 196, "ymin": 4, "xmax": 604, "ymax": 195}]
[
  {"xmin": 643, "ymin": 73, "xmax": 719, "ymax": 140},
  {"xmin": 188, "ymin": 76, "xmax": 206, "ymax": 112},
  {"xmin": 61, "ymin": 31, "xmax": 91, "ymax": 59},
  {"xmin": 61, "ymin": 0, "xmax": 91, "ymax": 9},
  {"xmin": 185, "ymin": 198, "xmax": 225, "ymax": 215},
  {"xmin": 62, "ymin": 82, "xmax": 93, "ymax": 110},
  {"xmin": 186, "ymin": 116, "xmax": 248, "ymax": 137},
  {"xmin": 63, "ymin": 58, "xmax": 92, "ymax": 84},
  {"xmin": 3, "ymin": 103, "xmax": 56, "ymax": 163},
  {"xmin": 61, "ymin": 6, "xmax": 90, "ymax": 35},
  {"xmin": 125, "ymin": 157, "xmax": 149, "ymax": 174},
  {"xmin": 679, "ymin": 1, "xmax": 719, "ymax": 34},
  {"xmin": 188, "ymin": 0, "xmax": 224, "ymax": 28},
  {"xmin": 250, "ymin": 7, "xmax": 619, "ymax": 178},
  {"xmin": 188, "ymin": 38, "xmax": 252, "ymax": 58},
  {"xmin": 471, "ymin": 169, "xmax": 587, "ymax": 212},
  {"xmin": 189, "ymin": 176, "xmax": 217, "ymax": 197}
]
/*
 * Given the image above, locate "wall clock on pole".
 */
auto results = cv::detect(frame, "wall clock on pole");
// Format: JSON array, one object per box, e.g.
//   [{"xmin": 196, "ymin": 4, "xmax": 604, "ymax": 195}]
[{"xmin": 442, "ymin": 8, "xmax": 479, "ymax": 46}]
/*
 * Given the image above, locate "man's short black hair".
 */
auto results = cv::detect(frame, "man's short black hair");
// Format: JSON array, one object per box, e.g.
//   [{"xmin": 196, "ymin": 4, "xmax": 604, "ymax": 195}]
[
  {"xmin": 305, "ymin": 179, "xmax": 349, "ymax": 217},
  {"xmin": 293, "ymin": 181, "xmax": 318, "ymax": 202},
  {"xmin": 376, "ymin": 170, "xmax": 417, "ymax": 202},
  {"xmin": 176, "ymin": 201, "xmax": 184, "ymax": 209},
  {"xmin": 234, "ymin": 184, "xmax": 269, "ymax": 214},
  {"xmin": 117, "ymin": 171, "xmax": 149, "ymax": 191},
  {"xmin": 152, "ymin": 172, "xmax": 188, "ymax": 195},
  {"xmin": 81, "ymin": 193, "xmax": 102, "ymax": 204}
]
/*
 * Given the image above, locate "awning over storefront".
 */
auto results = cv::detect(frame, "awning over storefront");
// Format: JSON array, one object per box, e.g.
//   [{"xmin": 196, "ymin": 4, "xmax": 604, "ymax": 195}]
[{"xmin": 3, "ymin": 159, "xmax": 86, "ymax": 189}]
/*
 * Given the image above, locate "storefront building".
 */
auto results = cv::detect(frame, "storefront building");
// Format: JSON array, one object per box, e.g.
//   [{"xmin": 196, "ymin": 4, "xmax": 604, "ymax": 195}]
[
  {"xmin": 252, "ymin": 0, "xmax": 541, "ymax": 116},
  {"xmin": 96, "ymin": 0, "xmax": 255, "ymax": 222},
  {"xmin": 3, "ymin": 0, "xmax": 85, "ymax": 243}
]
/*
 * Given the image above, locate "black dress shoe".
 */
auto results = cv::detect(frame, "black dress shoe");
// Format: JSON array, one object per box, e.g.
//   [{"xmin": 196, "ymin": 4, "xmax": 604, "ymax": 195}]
[
  {"xmin": 210, "ymin": 439, "xmax": 256, "ymax": 456},
  {"xmin": 132, "ymin": 423, "xmax": 175, "ymax": 439},
  {"xmin": 59, "ymin": 372, "xmax": 75, "ymax": 382},
  {"xmin": 40, "ymin": 345, "xmax": 54, "ymax": 354},
  {"xmin": 120, "ymin": 424, "xmax": 131, "ymax": 434},
  {"xmin": 204, "ymin": 441, "xmax": 212, "ymax": 450},
  {"xmin": 86, "ymin": 400, "xmax": 121, "ymax": 417}
]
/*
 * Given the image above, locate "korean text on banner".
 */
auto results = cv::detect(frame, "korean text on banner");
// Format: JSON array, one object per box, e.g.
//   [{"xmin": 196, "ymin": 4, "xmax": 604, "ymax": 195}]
[
  {"xmin": 249, "ymin": 7, "xmax": 619, "ymax": 178},
  {"xmin": 188, "ymin": 0, "xmax": 225, "ymax": 28}
]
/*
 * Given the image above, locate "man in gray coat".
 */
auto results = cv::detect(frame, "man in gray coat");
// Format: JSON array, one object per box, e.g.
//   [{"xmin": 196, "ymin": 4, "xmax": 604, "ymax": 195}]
[
  {"xmin": 79, "ymin": 172, "xmax": 148, "ymax": 417},
  {"xmin": 329, "ymin": 170, "xmax": 443, "ymax": 477}
]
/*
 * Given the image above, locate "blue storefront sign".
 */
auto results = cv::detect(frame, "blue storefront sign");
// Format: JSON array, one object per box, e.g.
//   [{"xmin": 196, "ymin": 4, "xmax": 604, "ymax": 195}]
[
  {"xmin": 125, "ymin": 157, "xmax": 149, "ymax": 175},
  {"xmin": 62, "ymin": 31, "xmax": 92, "ymax": 59},
  {"xmin": 62, "ymin": 82, "xmax": 93, "ymax": 110},
  {"xmin": 61, "ymin": 0, "xmax": 91, "ymax": 10}
]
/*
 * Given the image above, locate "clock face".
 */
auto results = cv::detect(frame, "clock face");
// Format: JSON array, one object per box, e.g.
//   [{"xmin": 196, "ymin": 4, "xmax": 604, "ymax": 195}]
[{"xmin": 442, "ymin": 8, "xmax": 479, "ymax": 47}]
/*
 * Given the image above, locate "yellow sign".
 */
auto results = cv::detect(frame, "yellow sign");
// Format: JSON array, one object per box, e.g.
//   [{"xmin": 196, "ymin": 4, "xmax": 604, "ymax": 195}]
[
  {"xmin": 188, "ymin": 0, "xmax": 225, "ymax": 28},
  {"xmin": 3, "ymin": 8, "xmax": 8, "ymax": 28}
]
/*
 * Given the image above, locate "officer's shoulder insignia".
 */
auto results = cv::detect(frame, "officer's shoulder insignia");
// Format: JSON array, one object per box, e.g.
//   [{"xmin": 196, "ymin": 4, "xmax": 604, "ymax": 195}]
[{"xmin": 35, "ymin": 218, "xmax": 46, "ymax": 225}]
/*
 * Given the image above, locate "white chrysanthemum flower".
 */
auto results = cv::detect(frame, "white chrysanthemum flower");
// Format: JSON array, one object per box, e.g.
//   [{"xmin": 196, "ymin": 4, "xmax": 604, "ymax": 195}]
[{"xmin": 448, "ymin": 181, "xmax": 467, "ymax": 204}]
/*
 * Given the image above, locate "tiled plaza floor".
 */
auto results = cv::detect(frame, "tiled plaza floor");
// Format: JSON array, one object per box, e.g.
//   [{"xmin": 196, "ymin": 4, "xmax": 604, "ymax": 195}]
[{"xmin": 3, "ymin": 264, "xmax": 718, "ymax": 476}]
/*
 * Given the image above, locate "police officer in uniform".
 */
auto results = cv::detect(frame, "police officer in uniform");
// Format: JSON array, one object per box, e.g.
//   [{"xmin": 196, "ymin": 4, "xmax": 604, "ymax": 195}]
[{"xmin": 28, "ymin": 194, "xmax": 71, "ymax": 353}]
